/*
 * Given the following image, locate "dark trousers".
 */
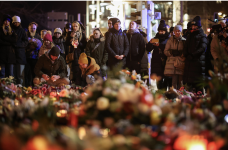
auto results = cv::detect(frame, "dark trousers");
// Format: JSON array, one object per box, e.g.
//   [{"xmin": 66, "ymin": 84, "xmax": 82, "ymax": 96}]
[
  {"xmin": 0, "ymin": 64, "xmax": 14, "ymax": 78},
  {"xmin": 25, "ymin": 58, "xmax": 37, "ymax": 87},
  {"xmin": 125, "ymin": 61, "xmax": 141, "ymax": 74}
]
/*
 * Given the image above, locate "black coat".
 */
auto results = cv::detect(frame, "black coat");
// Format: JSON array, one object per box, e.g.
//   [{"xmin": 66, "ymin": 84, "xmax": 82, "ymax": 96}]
[
  {"xmin": 146, "ymin": 33, "xmax": 169, "ymax": 77},
  {"xmin": 66, "ymin": 31, "xmax": 87, "ymax": 84},
  {"xmin": 0, "ymin": 26, "xmax": 17, "ymax": 64},
  {"xmin": 205, "ymin": 34, "xmax": 214, "ymax": 77},
  {"xmin": 105, "ymin": 28, "xmax": 129, "ymax": 69},
  {"xmin": 183, "ymin": 28, "xmax": 208, "ymax": 84},
  {"xmin": 12, "ymin": 25, "xmax": 29, "ymax": 64},
  {"xmin": 52, "ymin": 36, "xmax": 65, "ymax": 54},
  {"xmin": 126, "ymin": 30, "xmax": 146, "ymax": 62}
]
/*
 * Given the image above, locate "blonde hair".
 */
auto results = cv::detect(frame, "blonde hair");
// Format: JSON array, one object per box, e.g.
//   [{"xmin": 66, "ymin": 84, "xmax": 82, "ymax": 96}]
[{"xmin": 72, "ymin": 21, "xmax": 82, "ymax": 41}]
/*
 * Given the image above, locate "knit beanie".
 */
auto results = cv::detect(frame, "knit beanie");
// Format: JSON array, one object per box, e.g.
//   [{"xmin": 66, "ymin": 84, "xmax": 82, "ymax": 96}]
[
  {"xmin": 43, "ymin": 33, "xmax": 53, "ymax": 42},
  {"xmin": 49, "ymin": 46, "xmax": 60, "ymax": 56},
  {"xmin": 158, "ymin": 20, "xmax": 167, "ymax": 31},
  {"xmin": 54, "ymin": 28, "xmax": 62, "ymax": 35},
  {"xmin": 191, "ymin": 16, "xmax": 201, "ymax": 27},
  {"xmin": 65, "ymin": 23, "xmax": 72, "ymax": 29},
  {"xmin": 12, "ymin": 16, "xmax": 21, "ymax": 23},
  {"xmin": 111, "ymin": 18, "xmax": 121, "ymax": 26},
  {"xmin": 3, "ymin": 14, "xmax": 11, "ymax": 22},
  {"xmin": 78, "ymin": 53, "xmax": 88, "ymax": 64},
  {"xmin": 174, "ymin": 25, "xmax": 182, "ymax": 32}
]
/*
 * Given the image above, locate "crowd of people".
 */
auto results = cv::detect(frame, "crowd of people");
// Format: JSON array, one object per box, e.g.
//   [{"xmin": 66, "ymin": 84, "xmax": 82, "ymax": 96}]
[{"xmin": 0, "ymin": 14, "xmax": 228, "ymax": 91}]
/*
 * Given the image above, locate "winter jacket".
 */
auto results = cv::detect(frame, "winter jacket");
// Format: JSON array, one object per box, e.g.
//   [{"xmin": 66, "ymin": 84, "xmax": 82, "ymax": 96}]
[
  {"xmin": 26, "ymin": 31, "xmax": 42, "ymax": 59},
  {"xmin": 105, "ymin": 28, "xmax": 129, "ymax": 69},
  {"xmin": 11, "ymin": 24, "xmax": 28, "ymax": 64},
  {"xmin": 80, "ymin": 56, "xmax": 100, "ymax": 77},
  {"xmin": 66, "ymin": 31, "xmax": 87, "ymax": 84},
  {"xmin": 183, "ymin": 28, "xmax": 207, "ymax": 84},
  {"xmin": 125, "ymin": 29, "xmax": 146, "ymax": 63},
  {"xmin": 164, "ymin": 35, "xmax": 186, "ymax": 76},
  {"xmin": 52, "ymin": 36, "xmax": 65, "ymax": 54},
  {"xmin": 0, "ymin": 26, "xmax": 17, "ymax": 64},
  {"xmin": 34, "ymin": 50, "xmax": 66, "ymax": 78},
  {"xmin": 211, "ymin": 34, "xmax": 223, "ymax": 60},
  {"xmin": 85, "ymin": 35, "xmax": 108, "ymax": 76},
  {"xmin": 146, "ymin": 33, "xmax": 169, "ymax": 77}
]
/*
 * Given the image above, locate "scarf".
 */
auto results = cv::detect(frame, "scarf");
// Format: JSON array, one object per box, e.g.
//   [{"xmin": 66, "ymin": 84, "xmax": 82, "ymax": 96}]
[
  {"xmin": 2, "ymin": 25, "xmax": 12, "ymax": 35},
  {"xmin": 155, "ymin": 32, "xmax": 169, "ymax": 42}
]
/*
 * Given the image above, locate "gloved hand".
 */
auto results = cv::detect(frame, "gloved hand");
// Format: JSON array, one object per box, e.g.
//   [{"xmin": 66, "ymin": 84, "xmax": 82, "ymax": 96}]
[
  {"xmin": 172, "ymin": 50, "xmax": 180, "ymax": 57},
  {"xmin": 187, "ymin": 54, "xmax": 193, "ymax": 60}
]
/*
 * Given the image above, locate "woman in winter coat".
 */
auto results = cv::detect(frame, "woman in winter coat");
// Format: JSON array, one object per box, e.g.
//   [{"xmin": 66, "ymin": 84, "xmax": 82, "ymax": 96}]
[
  {"xmin": 146, "ymin": 20, "xmax": 170, "ymax": 89},
  {"xmin": 0, "ymin": 15, "xmax": 17, "ymax": 78},
  {"xmin": 65, "ymin": 21, "xmax": 87, "ymax": 85},
  {"xmin": 164, "ymin": 25, "xmax": 186, "ymax": 89},
  {"xmin": 105, "ymin": 18, "xmax": 129, "ymax": 70},
  {"xmin": 39, "ymin": 33, "xmax": 55, "ymax": 57},
  {"xmin": 125, "ymin": 21, "xmax": 145, "ymax": 74},
  {"xmin": 183, "ymin": 16, "xmax": 207, "ymax": 92},
  {"xmin": 85, "ymin": 28, "xmax": 108, "ymax": 78}
]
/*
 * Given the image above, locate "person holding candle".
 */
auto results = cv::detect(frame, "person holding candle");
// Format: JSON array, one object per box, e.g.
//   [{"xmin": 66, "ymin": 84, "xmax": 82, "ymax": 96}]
[{"xmin": 33, "ymin": 46, "xmax": 69, "ymax": 86}]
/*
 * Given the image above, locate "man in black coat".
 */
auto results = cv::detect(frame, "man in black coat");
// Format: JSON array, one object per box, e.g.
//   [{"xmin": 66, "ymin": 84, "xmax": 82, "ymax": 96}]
[
  {"xmin": 25, "ymin": 22, "xmax": 42, "ymax": 86},
  {"xmin": 11, "ymin": 16, "xmax": 29, "ymax": 85},
  {"xmin": 183, "ymin": 16, "xmax": 208, "ymax": 92},
  {"xmin": 125, "ymin": 21, "xmax": 145, "ymax": 74},
  {"xmin": 0, "ymin": 15, "xmax": 17, "ymax": 78},
  {"xmin": 105, "ymin": 18, "xmax": 129, "ymax": 70}
]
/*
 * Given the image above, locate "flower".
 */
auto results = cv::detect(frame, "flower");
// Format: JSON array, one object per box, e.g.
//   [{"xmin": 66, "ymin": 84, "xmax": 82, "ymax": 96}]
[
  {"xmin": 138, "ymin": 103, "xmax": 150, "ymax": 114},
  {"xmin": 96, "ymin": 97, "xmax": 110, "ymax": 110},
  {"xmin": 117, "ymin": 83, "xmax": 142, "ymax": 103},
  {"xmin": 50, "ymin": 92, "xmax": 57, "ymax": 98},
  {"xmin": 103, "ymin": 87, "xmax": 112, "ymax": 96},
  {"xmin": 65, "ymin": 85, "xmax": 71, "ymax": 90},
  {"xmin": 58, "ymin": 89, "xmax": 69, "ymax": 97}
]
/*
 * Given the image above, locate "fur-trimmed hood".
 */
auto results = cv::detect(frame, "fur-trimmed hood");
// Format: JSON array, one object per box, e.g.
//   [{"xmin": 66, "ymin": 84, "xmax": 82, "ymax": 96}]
[
  {"xmin": 127, "ymin": 29, "xmax": 140, "ymax": 34},
  {"xmin": 89, "ymin": 34, "xmax": 105, "ymax": 42}
]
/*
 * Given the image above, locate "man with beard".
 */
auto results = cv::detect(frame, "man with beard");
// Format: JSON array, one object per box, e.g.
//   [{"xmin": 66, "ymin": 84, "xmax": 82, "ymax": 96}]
[
  {"xmin": 183, "ymin": 16, "xmax": 207, "ymax": 92},
  {"xmin": 34, "ymin": 46, "xmax": 69, "ymax": 86},
  {"xmin": 11, "ymin": 16, "xmax": 28, "ymax": 85},
  {"xmin": 25, "ymin": 22, "xmax": 42, "ymax": 86},
  {"xmin": 146, "ymin": 20, "xmax": 170, "ymax": 89}
]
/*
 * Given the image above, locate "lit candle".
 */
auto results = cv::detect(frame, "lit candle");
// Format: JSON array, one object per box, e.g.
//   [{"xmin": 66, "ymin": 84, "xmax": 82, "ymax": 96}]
[{"xmin": 78, "ymin": 127, "xmax": 86, "ymax": 140}]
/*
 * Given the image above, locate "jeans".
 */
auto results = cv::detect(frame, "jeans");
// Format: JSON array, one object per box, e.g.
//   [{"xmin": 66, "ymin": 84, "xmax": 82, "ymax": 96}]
[
  {"xmin": 0, "ymin": 64, "xmax": 14, "ymax": 78},
  {"xmin": 14, "ymin": 64, "xmax": 25, "ymax": 85}
]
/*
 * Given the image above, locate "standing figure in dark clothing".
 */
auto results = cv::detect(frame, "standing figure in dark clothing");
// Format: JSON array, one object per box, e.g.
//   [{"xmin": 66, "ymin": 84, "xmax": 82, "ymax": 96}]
[
  {"xmin": 105, "ymin": 18, "xmax": 129, "ymax": 70},
  {"xmin": 65, "ymin": 21, "xmax": 87, "ymax": 85},
  {"xmin": 0, "ymin": 15, "xmax": 17, "ymax": 78},
  {"xmin": 125, "ymin": 21, "xmax": 145, "ymax": 74},
  {"xmin": 11, "ymin": 16, "xmax": 29, "ymax": 85},
  {"xmin": 146, "ymin": 20, "xmax": 170, "ymax": 89},
  {"xmin": 25, "ymin": 22, "xmax": 42, "ymax": 86},
  {"xmin": 183, "ymin": 16, "xmax": 208, "ymax": 92}
]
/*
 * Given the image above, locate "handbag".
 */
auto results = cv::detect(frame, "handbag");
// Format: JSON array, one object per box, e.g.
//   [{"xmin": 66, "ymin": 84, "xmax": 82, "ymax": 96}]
[
  {"xmin": 66, "ymin": 46, "xmax": 75, "ymax": 64},
  {"xmin": 174, "ymin": 57, "xmax": 185, "ymax": 70}
]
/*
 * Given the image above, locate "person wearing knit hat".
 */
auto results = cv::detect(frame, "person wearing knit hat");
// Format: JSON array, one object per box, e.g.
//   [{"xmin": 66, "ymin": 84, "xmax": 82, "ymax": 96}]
[
  {"xmin": 34, "ymin": 46, "xmax": 69, "ymax": 86},
  {"xmin": 11, "ymin": 15, "xmax": 29, "ymax": 85},
  {"xmin": 0, "ymin": 14, "xmax": 17, "ymax": 78},
  {"xmin": 53, "ymin": 28, "xmax": 65, "ymax": 59},
  {"xmin": 183, "ymin": 15, "xmax": 208, "ymax": 92},
  {"xmin": 164, "ymin": 25, "xmax": 186, "ymax": 89},
  {"xmin": 78, "ymin": 53, "xmax": 101, "ymax": 86},
  {"xmin": 146, "ymin": 19, "xmax": 170, "ymax": 89},
  {"xmin": 39, "ymin": 33, "xmax": 55, "ymax": 57}
]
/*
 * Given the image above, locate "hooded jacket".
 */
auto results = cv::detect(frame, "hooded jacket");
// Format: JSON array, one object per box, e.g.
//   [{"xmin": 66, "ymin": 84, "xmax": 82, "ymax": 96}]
[
  {"xmin": 34, "ymin": 50, "xmax": 66, "ymax": 78},
  {"xmin": 80, "ymin": 56, "xmax": 100, "ymax": 76}
]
